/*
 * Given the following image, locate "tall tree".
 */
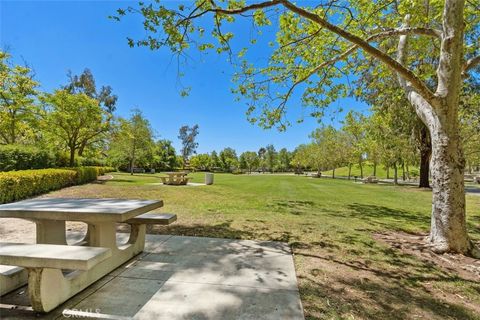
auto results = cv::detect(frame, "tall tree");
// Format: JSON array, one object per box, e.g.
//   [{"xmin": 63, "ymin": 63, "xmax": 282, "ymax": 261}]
[
  {"xmin": 264, "ymin": 144, "xmax": 278, "ymax": 173},
  {"xmin": 311, "ymin": 126, "xmax": 347, "ymax": 178},
  {"xmin": 342, "ymin": 111, "xmax": 367, "ymax": 178},
  {"xmin": 190, "ymin": 153, "xmax": 212, "ymax": 171},
  {"xmin": 219, "ymin": 147, "xmax": 239, "ymax": 172},
  {"xmin": 277, "ymin": 148, "xmax": 291, "ymax": 172},
  {"xmin": 239, "ymin": 151, "xmax": 259, "ymax": 173},
  {"xmin": 118, "ymin": 0, "xmax": 480, "ymax": 255},
  {"xmin": 0, "ymin": 52, "xmax": 39, "ymax": 145},
  {"xmin": 178, "ymin": 124, "xmax": 199, "ymax": 168},
  {"xmin": 210, "ymin": 150, "xmax": 221, "ymax": 169},
  {"xmin": 290, "ymin": 144, "xmax": 311, "ymax": 173},
  {"xmin": 109, "ymin": 109, "xmax": 154, "ymax": 174},
  {"xmin": 153, "ymin": 139, "xmax": 177, "ymax": 171},
  {"xmin": 42, "ymin": 90, "xmax": 105, "ymax": 166},
  {"xmin": 64, "ymin": 69, "xmax": 117, "ymax": 156}
]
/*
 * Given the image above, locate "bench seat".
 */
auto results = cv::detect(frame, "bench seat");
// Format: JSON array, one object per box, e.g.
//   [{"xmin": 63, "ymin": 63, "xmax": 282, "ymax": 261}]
[
  {"xmin": 0, "ymin": 243, "xmax": 111, "ymax": 271},
  {"xmin": 126, "ymin": 213, "xmax": 177, "ymax": 225}
]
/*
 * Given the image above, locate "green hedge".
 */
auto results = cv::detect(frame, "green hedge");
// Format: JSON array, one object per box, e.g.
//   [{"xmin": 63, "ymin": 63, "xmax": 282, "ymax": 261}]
[
  {"xmin": 0, "ymin": 145, "xmax": 56, "ymax": 171},
  {"xmin": 0, "ymin": 166, "xmax": 116, "ymax": 204},
  {"xmin": 0, "ymin": 169, "xmax": 77, "ymax": 203}
]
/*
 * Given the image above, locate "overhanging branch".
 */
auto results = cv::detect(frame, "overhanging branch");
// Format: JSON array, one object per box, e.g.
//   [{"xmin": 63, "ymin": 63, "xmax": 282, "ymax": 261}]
[
  {"xmin": 279, "ymin": 0, "xmax": 436, "ymax": 103},
  {"xmin": 463, "ymin": 55, "xmax": 480, "ymax": 75}
]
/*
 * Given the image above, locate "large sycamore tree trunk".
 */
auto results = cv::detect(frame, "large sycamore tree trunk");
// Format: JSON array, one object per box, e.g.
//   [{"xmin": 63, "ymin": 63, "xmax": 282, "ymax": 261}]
[
  {"xmin": 428, "ymin": 117, "xmax": 468, "ymax": 252},
  {"xmin": 396, "ymin": 1, "xmax": 476, "ymax": 255}
]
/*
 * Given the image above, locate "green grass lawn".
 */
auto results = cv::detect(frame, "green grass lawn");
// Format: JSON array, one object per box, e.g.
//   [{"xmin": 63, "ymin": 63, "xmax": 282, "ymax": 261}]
[
  {"xmin": 49, "ymin": 172, "xmax": 480, "ymax": 319},
  {"xmin": 323, "ymin": 163, "xmax": 417, "ymax": 180}
]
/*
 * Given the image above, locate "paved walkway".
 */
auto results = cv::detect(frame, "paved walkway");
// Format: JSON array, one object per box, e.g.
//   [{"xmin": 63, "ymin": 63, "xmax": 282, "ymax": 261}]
[{"xmin": 1, "ymin": 234, "xmax": 304, "ymax": 319}]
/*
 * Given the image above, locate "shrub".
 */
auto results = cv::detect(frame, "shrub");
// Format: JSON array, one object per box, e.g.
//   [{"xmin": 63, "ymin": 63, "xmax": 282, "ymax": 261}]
[
  {"xmin": 66, "ymin": 167, "xmax": 99, "ymax": 184},
  {"xmin": 0, "ymin": 145, "xmax": 56, "ymax": 171},
  {"xmin": 0, "ymin": 166, "xmax": 115, "ymax": 204},
  {"xmin": 80, "ymin": 157, "xmax": 107, "ymax": 167},
  {"xmin": 0, "ymin": 169, "xmax": 77, "ymax": 204},
  {"xmin": 97, "ymin": 166, "xmax": 116, "ymax": 175}
]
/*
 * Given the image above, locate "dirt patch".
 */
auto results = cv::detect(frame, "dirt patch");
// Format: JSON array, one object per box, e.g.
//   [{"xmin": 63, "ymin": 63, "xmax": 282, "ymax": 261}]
[{"xmin": 374, "ymin": 231, "xmax": 480, "ymax": 282}]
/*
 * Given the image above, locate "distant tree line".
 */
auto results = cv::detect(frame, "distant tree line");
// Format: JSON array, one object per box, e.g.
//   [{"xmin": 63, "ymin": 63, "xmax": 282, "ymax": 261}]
[{"xmin": 2, "ymin": 51, "xmax": 479, "ymax": 182}]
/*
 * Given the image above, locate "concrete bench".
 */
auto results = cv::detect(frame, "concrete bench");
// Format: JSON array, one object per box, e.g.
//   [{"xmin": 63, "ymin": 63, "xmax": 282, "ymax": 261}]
[
  {"xmin": 363, "ymin": 176, "xmax": 379, "ymax": 184},
  {"xmin": 0, "ymin": 243, "xmax": 111, "ymax": 312},
  {"xmin": 0, "ymin": 243, "xmax": 111, "ymax": 271},
  {"xmin": 0, "ymin": 265, "xmax": 27, "ymax": 295},
  {"xmin": 126, "ymin": 213, "xmax": 177, "ymax": 225}
]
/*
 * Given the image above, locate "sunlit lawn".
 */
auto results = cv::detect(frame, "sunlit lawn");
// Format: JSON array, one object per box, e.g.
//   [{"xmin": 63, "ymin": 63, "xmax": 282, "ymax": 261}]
[{"xmin": 49, "ymin": 172, "xmax": 480, "ymax": 319}]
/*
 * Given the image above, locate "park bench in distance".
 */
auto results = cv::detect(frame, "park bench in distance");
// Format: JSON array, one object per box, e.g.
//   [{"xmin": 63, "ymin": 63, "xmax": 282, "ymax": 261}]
[{"xmin": 363, "ymin": 176, "xmax": 379, "ymax": 183}]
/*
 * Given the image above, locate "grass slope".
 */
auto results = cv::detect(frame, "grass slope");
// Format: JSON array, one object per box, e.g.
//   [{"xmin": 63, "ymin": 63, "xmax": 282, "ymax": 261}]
[
  {"xmin": 322, "ymin": 163, "xmax": 418, "ymax": 180},
  {"xmin": 48, "ymin": 172, "xmax": 480, "ymax": 320}
]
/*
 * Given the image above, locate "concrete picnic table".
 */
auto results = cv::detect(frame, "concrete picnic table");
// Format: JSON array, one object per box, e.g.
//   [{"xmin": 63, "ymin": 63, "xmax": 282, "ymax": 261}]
[
  {"xmin": 161, "ymin": 172, "xmax": 191, "ymax": 185},
  {"xmin": 0, "ymin": 198, "xmax": 163, "ymax": 312}
]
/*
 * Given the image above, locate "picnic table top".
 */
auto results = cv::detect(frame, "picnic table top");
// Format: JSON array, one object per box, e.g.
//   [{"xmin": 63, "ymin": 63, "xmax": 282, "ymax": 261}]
[
  {"xmin": 0, "ymin": 198, "xmax": 163, "ymax": 223},
  {"xmin": 164, "ymin": 172, "xmax": 188, "ymax": 176}
]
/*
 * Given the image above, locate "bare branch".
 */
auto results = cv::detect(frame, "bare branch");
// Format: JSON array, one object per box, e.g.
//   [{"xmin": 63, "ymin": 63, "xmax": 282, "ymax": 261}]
[
  {"xmin": 187, "ymin": 0, "xmax": 282, "ymax": 20},
  {"xmin": 463, "ymin": 55, "xmax": 480, "ymax": 74}
]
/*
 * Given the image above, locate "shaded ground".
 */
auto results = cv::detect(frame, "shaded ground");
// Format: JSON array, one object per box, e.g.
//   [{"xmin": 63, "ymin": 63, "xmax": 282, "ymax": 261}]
[
  {"xmin": 375, "ymin": 231, "xmax": 480, "ymax": 282},
  {"xmin": 1, "ymin": 234, "xmax": 303, "ymax": 319},
  {"xmin": 3, "ymin": 172, "xmax": 479, "ymax": 319}
]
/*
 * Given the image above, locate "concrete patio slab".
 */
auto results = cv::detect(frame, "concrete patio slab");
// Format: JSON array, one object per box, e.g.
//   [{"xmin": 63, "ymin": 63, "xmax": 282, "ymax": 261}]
[{"xmin": 0, "ymin": 234, "xmax": 304, "ymax": 319}]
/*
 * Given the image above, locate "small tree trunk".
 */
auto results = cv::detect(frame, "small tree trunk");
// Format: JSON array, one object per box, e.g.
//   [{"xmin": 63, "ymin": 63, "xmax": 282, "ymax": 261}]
[
  {"xmin": 373, "ymin": 163, "xmax": 377, "ymax": 176},
  {"xmin": 332, "ymin": 168, "xmax": 335, "ymax": 179},
  {"xmin": 78, "ymin": 140, "xmax": 87, "ymax": 156},
  {"xmin": 419, "ymin": 126, "xmax": 432, "ymax": 188},
  {"xmin": 402, "ymin": 162, "xmax": 406, "ymax": 181},
  {"xmin": 393, "ymin": 163, "xmax": 398, "ymax": 185},
  {"xmin": 386, "ymin": 166, "xmax": 390, "ymax": 179},
  {"xmin": 348, "ymin": 163, "xmax": 352, "ymax": 180},
  {"xmin": 359, "ymin": 161, "xmax": 363, "ymax": 178},
  {"xmin": 130, "ymin": 159, "xmax": 134, "ymax": 175},
  {"xmin": 69, "ymin": 146, "xmax": 75, "ymax": 167}
]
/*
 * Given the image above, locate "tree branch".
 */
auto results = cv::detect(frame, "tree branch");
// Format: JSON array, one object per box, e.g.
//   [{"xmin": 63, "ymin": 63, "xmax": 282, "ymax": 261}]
[
  {"xmin": 187, "ymin": 0, "xmax": 282, "ymax": 20},
  {"xmin": 279, "ymin": 0, "xmax": 436, "ymax": 103},
  {"xmin": 463, "ymin": 55, "xmax": 480, "ymax": 74},
  {"xmin": 273, "ymin": 26, "xmax": 441, "ymax": 107}
]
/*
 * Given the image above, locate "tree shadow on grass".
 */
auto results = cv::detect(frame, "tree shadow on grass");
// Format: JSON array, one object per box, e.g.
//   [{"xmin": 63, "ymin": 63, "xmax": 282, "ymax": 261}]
[
  {"xmin": 295, "ymin": 239, "xmax": 480, "ymax": 320},
  {"xmin": 299, "ymin": 273, "xmax": 480, "ymax": 320},
  {"xmin": 117, "ymin": 220, "xmax": 257, "ymax": 240},
  {"xmin": 269, "ymin": 200, "xmax": 316, "ymax": 215},
  {"xmin": 345, "ymin": 203, "xmax": 431, "ymax": 230}
]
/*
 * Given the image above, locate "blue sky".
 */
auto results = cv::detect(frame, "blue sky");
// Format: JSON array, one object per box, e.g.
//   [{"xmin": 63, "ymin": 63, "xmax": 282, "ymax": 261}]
[{"xmin": 1, "ymin": 0, "xmax": 369, "ymax": 154}]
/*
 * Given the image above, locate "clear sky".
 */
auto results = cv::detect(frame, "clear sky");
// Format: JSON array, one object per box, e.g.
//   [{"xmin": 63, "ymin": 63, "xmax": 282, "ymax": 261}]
[{"xmin": 0, "ymin": 0, "xmax": 369, "ymax": 154}]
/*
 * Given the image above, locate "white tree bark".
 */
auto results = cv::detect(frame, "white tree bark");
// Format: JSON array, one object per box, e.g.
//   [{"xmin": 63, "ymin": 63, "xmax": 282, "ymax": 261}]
[{"xmin": 396, "ymin": 0, "xmax": 477, "ymax": 255}]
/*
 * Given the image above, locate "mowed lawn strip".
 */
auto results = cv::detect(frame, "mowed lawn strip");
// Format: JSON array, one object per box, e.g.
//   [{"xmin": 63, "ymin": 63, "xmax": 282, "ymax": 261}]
[{"xmin": 46, "ymin": 172, "xmax": 480, "ymax": 320}]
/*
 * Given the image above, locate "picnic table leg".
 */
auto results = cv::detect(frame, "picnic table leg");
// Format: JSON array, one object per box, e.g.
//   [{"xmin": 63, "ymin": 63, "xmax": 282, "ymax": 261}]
[
  {"xmin": 25, "ymin": 222, "xmax": 147, "ymax": 313},
  {"xmin": 35, "ymin": 220, "xmax": 67, "ymax": 245},
  {"xmin": 86, "ymin": 222, "xmax": 117, "ymax": 248},
  {"xmin": 27, "ymin": 267, "xmax": 68, "ymax": 313}
]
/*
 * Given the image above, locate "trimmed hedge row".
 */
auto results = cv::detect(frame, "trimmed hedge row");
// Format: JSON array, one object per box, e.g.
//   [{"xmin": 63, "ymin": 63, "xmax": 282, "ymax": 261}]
[{"xmin": 0, "ymin": 166, "xmax": 116, "ymax": 204}]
